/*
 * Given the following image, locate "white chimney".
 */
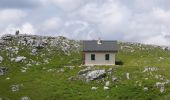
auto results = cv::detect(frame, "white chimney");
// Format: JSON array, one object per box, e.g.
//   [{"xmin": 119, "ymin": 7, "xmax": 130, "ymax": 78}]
[{"xmin": 97, "ymin": 38, "xmax": 102, "ymax": 44}]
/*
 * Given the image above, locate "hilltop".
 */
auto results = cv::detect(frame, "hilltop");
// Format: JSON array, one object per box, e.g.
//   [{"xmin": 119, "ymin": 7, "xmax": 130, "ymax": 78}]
[{"xmin": 0, "ymin": 34, "xmax": 170, "ymax": 100}]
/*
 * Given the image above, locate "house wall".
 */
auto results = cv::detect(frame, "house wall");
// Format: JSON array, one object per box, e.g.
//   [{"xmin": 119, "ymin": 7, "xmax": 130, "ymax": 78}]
[{"xmin": 84, "ymin": 52, "xmax": 116, "ymax": 65}]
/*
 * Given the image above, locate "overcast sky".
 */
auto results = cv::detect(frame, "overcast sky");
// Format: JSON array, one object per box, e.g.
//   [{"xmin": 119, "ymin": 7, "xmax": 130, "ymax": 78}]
[{"xmin": 1, "ymin": 0, "xmax": 170, "ymax": 45}]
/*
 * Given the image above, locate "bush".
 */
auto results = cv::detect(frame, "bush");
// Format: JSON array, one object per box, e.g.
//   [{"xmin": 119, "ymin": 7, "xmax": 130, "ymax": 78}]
[{"xmin": 115, "ymin": 60, "xmax": 123, "ymax": 65}]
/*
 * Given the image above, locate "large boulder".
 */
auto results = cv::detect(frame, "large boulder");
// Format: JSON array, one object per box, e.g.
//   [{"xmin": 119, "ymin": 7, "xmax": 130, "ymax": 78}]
[{"xmin": 85, "ymin": 70, "xmax": 106, "ymax": 81}]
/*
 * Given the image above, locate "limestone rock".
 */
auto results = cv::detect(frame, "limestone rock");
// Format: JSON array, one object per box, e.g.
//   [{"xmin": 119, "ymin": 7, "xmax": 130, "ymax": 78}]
[
  {"xmin": 85, "ymin": 70, "xmax": 106, "ymax": 81},
  {"xmin": 0, "ymin": 67, "xmax": 8, "ymax": 75}
]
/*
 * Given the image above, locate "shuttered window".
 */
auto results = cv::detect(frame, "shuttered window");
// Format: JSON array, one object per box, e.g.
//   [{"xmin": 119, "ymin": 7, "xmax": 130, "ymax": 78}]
[
  {"xmin": 91, "ymin": 54, "xmax": 95, "ymax": 60},
  {"xmin": 105, "ymin": 54, "xmax": 110, "ymax": 60}
]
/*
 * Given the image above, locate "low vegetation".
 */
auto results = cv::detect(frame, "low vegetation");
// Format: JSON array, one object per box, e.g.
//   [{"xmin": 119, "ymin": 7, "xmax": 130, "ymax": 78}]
[{"xmin": 0, "ymin": 34, "xmax": 170, "ymax": 100}]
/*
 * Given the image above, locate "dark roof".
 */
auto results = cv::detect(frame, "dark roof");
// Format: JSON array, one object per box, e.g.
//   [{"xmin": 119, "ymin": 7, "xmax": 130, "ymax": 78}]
[{"xmin": 83, "ymin": 40, "xmax": 118, "ymax": 52}]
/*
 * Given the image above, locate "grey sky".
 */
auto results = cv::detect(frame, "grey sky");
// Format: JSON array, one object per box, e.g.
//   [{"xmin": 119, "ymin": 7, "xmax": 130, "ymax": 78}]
[{"xmin": 1, "ymin": 0, "xmax": 170, "ymax": 46}]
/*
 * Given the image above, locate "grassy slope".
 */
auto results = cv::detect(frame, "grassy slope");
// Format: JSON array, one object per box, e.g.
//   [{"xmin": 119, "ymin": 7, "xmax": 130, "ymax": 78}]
[{"xmin": 0, "ymin": 42, "xmax": 170, "ymax": 100}]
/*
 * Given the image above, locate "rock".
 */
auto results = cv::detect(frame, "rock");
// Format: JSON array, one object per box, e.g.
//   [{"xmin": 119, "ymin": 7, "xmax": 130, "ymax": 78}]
[
  {"xmin": 160, "ymin": 86, "xmax": 165, "ymax": 93},
  {"xmin": 57, "ymin": 68, "xmax": 64, "ymax": 72},
  {"xmin": 105, "ymin": 81, "xmax": 110, "ymax": 87},
  {"xmin": 0, "ymin": 67, "xmax": 8, "ymax": 75},
  {"xmin": 31, "ymin": 49, "xmax": 37, "ymax": 55},
  {"xmin": 21, "ymin": 69, "xmax": 26, "ymax": 73},
  {"xmin": 26, "ymin": 64, "xmax": 32, "ymax": 67},
  {"xmin": 47, "ymin": 69, "xmax": 56, "ymax": 72},
  {"xmin": 126, "ymin": 73, "xmax": 130, "ymax": 80},
  {"xmin": 85, "ymin": 70, "xmax": 106, "ymax": 81},
  {"xmin": 43, "ymin": 59, "xmax": 49, "ymax": 64},
  {"xmin": 1, "ymin": 34, "xmax": 13, "ymax": 41},
  {"xmin": 0, "ymin": 56, "xmax": 3, "ymax": 63},
  {"xmin": 78, "ymin": 67, "xmax": 91, "ymax": 75},
  {"xmin": 15, "ymin": 56, "xmax": 26, "ymax": 62},
  {"xmin": 11, "ymin": 84, "xmax": 19, "ymax": 92},
  {"xmin": 21, "ymin": 96, "xmax": 30, "ymax": 100},
  {"xmin": 91, "ymin": 87, "xmax": 98, "ymax": 90},
  {"xmin": 104, "ymin": 86, "xmax": 109, "ymax": 90},
  {"xmin": 143, "ymin": 67, "xmax": 158, "ymax": 72},
  {"xmin": 112, "ymin": 76, "xmax": 118, "ymax": 82},
  {"xmin": 68, "ymin": 76, "xmax": 76, "ymax": 81},
  {"xmin": 33, "ymin": 40, "xmax": 45, "ymax": 49},
  {"xmin": 155, "ymin": 82, "xmax": 165, "ymax": 93},
  {"xmin": 143, "ymin": 87, "xmax": 148, "ymax": 91}
]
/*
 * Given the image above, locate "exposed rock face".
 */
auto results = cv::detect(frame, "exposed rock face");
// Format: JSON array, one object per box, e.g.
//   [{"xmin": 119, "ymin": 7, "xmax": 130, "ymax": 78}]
[
  {"xmin": 0, "ymin": 34, "xmax": 81, "ymax": 55},
  {"xmin": 0, "ymin": 67, "xmax": 8, "ymax": 75},
  {"xmin": 1, "ymin": 34, "xmax": 13, "ymax": 41}
]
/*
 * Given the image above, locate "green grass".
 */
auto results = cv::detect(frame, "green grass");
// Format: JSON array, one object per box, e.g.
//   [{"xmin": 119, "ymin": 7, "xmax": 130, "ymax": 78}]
[{"xmin": 0, "ymin": 42, "xmax": 170, "ymax": 100}]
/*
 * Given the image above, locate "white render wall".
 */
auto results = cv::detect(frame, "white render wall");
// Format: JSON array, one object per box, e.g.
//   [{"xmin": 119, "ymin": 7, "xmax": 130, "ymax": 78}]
[{"xmin": 84, "ymin": 52, "xmax": 116, "ymax": 65}]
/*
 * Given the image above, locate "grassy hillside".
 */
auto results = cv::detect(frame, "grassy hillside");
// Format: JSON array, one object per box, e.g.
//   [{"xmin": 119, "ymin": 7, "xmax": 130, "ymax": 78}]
[{"xmin": 0, "ymin": 34, "xmax": 170, "ymax": 100}]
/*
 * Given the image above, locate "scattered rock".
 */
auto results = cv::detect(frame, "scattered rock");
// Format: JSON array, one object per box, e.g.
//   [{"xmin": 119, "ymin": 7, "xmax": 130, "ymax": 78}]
[
  {"xmin": 112, "ymin": 76, "xmax": 118, "ymax": 82},
  {"xmin": 6, "ymin": 77, "xmax": 10, "ymax": 80},
  {"xmin": 21, "ymin": 96, "xmax": 30, "ymax": 100},
  {"xmin": 0, "ymin": 56, "xmax": 3, "ymax": 63},
  {"xmin": 0, "ymin": 67, "xmax": 8, "ymax": 75},
  {"xmin": 68, "ymin": 76, "xmax": 76, "ymax": 81},
  {"xmin": 155, "ymin": 82, "xmax": 165, "ymax": 93},
  {"xmin": 78, "ymin": 67, "xmax": 91, "ymax": 75},
  {"xmin": 47, "ymin": 69, "xmax": 56, "ymax": 72},
  {"xmin": 126, "ymin": 73, "xmax": 130, "ymax": 80},
  {"xmin": 143, "ymin": 87, "xmax": 148, "ymax": 91},
  {"xmin": 26, "ymin": 64, "xmax": 32, "ymax": 67},
  {"xmin": 105, "ymin": 81, "xmax": 110, "ymax": 87},
  {"xmin": 14, "ymin": 56, "xmax": 26, "ymax": 62},
  {"xmin": 91, "ymin": 87, "xmax": 98, "ymax": 90},
  {"xmin": 104, "ymin": 86, "xmax": 109, "ymax": 90},
  {"xmin": 11, "ymin": 84, "xmax": 19, "ymax": 92},
  {"xmin": 31, "ymin": 49, "xmax": 37, "ymax": 55},
  {"xmin": 57, "ymin": 68, "xmax": 64, "ymax": 72},
  {"xmin": 143, "ymin": 67, "xmax": 158, "ymax": 72}
]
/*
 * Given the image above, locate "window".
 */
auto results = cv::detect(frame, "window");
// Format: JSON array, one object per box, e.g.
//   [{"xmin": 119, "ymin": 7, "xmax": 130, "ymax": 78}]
[
  {"xmin": 91, "ymin": 54, "xmax": 95, "ymax": 60},
  {"xmin": 105, "ymin": 54, "xmax": 110, "ymax": 60}
]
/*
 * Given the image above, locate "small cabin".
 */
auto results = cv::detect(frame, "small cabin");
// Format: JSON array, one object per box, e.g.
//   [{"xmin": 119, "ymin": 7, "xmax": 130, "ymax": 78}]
[{"xmin": 82, "ymin": 40, "xmax": 118, "ymax": 66}]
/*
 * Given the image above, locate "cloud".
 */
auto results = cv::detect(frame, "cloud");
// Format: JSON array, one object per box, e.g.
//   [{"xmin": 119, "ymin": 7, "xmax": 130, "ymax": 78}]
[
  {"xmin": 0, "ymin": 9, "xmax": 26, "ymax": 23},
  {"xmin": 43, "ymin": 17, "xmax": 62, "ymax": 31},
  {"xmin": 59, "ymin": 20, "xmax": 95, "ymax": 39},
  {"xmin": 79, "ymin": 0, "xmax": 131, "ymax": 36},
  {"xmin": 41, "ymin": 0, "xmax": 84, "ymax": 11},
  {"xmin": 1, "ymin": 0, "xmax": 170, "ymax": 46},
  {"xmin": 1, "ymin": 23, "xmax": 36, "ymax": 36}
]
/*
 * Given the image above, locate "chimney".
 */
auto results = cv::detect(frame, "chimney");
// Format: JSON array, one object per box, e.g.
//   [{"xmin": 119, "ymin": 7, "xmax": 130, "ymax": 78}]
[{"xmin": 97, "ymin": 38, "xmax": 102, "ymax": 44}]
